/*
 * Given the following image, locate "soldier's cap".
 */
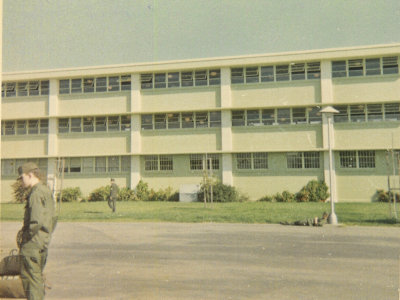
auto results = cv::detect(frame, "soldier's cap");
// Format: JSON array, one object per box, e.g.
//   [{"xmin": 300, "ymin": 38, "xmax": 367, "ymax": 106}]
[{"xmin": 17, "ymin": 162, "xmax": 39, "ymax": 179}]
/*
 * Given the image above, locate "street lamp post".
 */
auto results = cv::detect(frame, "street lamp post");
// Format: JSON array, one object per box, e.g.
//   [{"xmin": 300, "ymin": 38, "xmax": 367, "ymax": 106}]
[{"xmin": 320, "ymin": 106, "xmax": 339, "ymax": 225}]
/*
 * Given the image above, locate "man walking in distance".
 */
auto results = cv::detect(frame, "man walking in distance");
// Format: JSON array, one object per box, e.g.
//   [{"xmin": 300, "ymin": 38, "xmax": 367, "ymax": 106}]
[
  {"xmin": 17, "ymin": 162, "xmax": 57, "ymax": 300},
  {"xmin": 109, "ymin": 178, "xmax": 119, "ymax": 213}
]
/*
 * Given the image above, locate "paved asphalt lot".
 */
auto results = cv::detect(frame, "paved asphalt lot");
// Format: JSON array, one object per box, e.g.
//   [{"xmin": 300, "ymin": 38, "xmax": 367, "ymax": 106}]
[{"xmin": 1, "ymin": 222, "xmax": 399, "ymax": 300}]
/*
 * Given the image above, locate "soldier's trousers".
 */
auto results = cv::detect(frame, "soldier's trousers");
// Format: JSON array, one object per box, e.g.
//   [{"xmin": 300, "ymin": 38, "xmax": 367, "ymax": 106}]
[{"xmin": 20, "ymin": 248, "xmax": 47, "ymax": 300}]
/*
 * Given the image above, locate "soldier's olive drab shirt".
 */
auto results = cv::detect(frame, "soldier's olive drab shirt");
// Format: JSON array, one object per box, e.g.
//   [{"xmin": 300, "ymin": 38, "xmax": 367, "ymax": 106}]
[
  {"xmin": 110, "ymin": 183, "xmax": 119, "ymax": 199},
  {"xmin": 21, "ymin": 183, "xmax": 56, "ymax": 253}
]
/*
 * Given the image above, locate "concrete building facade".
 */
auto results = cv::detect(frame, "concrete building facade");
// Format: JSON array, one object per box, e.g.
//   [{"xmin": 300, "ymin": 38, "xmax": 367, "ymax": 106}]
[{"xmin": 1, "ymin": 44, "xmax": 399, "ymax": 202}]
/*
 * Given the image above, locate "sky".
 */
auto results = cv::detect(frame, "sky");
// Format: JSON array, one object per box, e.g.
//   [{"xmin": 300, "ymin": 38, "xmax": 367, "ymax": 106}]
[{"xmin": 3, "ymin": 0, "xmax": 400, "ymax": 72}]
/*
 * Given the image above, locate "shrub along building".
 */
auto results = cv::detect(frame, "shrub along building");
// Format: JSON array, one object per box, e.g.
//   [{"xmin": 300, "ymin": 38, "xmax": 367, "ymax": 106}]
[{"xmin": 1, "ymin": 44, "xmax": 400, "ymax": 202}]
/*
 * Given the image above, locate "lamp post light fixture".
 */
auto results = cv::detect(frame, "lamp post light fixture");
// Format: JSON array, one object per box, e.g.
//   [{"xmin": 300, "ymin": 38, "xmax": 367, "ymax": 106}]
[{"xmin": 319, "ymin": 106, "xmax": 339, "ymax": 225}]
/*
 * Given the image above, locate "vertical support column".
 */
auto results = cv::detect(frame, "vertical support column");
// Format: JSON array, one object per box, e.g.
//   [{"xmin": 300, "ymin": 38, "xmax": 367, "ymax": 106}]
[
  {"xmin": 220, "ymin": 67, "xmax": 233, "ymax": 185},
  {"xmin": 321, "ymin": 61, "xmax": 338, "ymax": 203},
  {"xmin": 130, "ymin": 74, "xmax": 141, "ymax": 188},
  {"xmin": 130, "ymin": 155, "xmax": 141, "ymax": 189},
  {"xmin": 47, "ymin": 79, "xmax": 59, "ymax": 193}
]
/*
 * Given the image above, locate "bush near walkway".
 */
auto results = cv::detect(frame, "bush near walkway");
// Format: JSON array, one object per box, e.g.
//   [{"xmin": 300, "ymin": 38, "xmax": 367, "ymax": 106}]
[{"xmin": 259, "ymin": 180, "xmax": 329, "ymax": 203}]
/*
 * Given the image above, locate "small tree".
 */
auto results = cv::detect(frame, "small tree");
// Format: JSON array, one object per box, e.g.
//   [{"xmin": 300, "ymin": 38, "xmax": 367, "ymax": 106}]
[{"xmin": 57, "ymin": 187, "xmax": 82, "ymax": 202}]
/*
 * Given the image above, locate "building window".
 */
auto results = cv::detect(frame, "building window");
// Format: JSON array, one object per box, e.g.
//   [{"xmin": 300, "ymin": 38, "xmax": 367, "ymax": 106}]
[
  {"xmin": 144, "ymin": 155, "xmax": 173, "ymax": 171},
  {"xmin": 120, "ymin": 75, "xmax": 131, "ymax": 91},
  {"xmin": 95, "ymin": 117, "xmax": 107, "ymax": 132},
  {"xmin": 160, "ymin": 155, "xmax": 173, "ymax": 171},
  {"xmin": 121, "ymin": 156, "xmax": 131, "ymax": 172},
  {"xmin": 181, "ymin": 112, "xmax": 194, "ymax": 128},
  {"xmin": 231, "ymin": 68, "xmax": 244, "ymax": 84},
  {"xmin": 232, "ymin": 110, "xmax": 245, "ymax": 126},
  {"xmin": 209, "ymin": 111, "xmax": 221, "ymax": 127},
  {"xmin": 291, "ymin": 63, "xmax": 305, "ymax": 80},
  {"xmin": 121, "ymin": 115, "xmax": 131, "ymax": 131},
  {"xmin": 358, "ymin": 151, "xmax": 375, "ymax": 168},
  {"xmin": 348, "ymin": 59, "xmax": 363, "ymax": 77},
  {"xmin": 58, "ymin": 118, "xmax": 70, "ymax": 133},
  {"xmin": 247, "ymin": 110, "xmax": 260, "ymax": 126},
  {"xmin": 107, "ymin": 116, "xmax": 120, "ymax": 131},
  {"xmin": 304, "ymin": 152, "xmax": 320, "ymax": 168},
  {"xmin": 96, "ymin": 77, "xmax": 107, "ymax": 92},
  {"xmin": 70, "ymin": 118, "xmax": 82, "ymax": 132},
  {"xmin": 5, "ymin": 82, "xmax": 16, "ymax": 97},
  {"xmin": 16, "ymin": 120, "xmax": 27, "ymax": 135},
  {"xmin": 339, "ymin": 151, "xmax": 375, "ymax": 168},
  {"xmin": 292, "ymin": 107, "xmax": 307, "ymax": 124},
  {"xmin": 17, "ymin": 82, "xmax": 28, "ymax": 97},
  {"xmin": 83, "ymin": 117, "xmax": 95, "ymax": 132},
  {"xmin": 277, "ymin": 108, "xmax": 291, "ymax": 124},
  {"xmin": 367, "ymin": 104, "xmax": 383, "ymax": 122},
  {"xmin": 40, "ymin": 119, "xmax": 49, "ymax": 134},
  {"xmin": 154, "ymin": 114, "xmax": 167, "ymax": 129},
  {"xmin": 181, "ymin": 72, "xmax": 194, "ymax": 87},
  {"xmin": 195, "ymin": 112, "xmax": 208, "ymax": 128},
  {"xmin": 236, "ymin": 153, "xmax": 268, "ymax": 170},
  {"xmin": 82, "ymin": 157, "xmax": 94, "ymax": 173},
  {"xmin": 144, "ymin": 155, "xmax": 158, "ymax": 171},
  {"xmin": 287, "ymin": 152, "xmax": 320, "ymax": 169},
  {"xmin": 155, "ymin": 73, "xmax": 166, "ymax": 88},
  {"xmin": 236, "ymin": 153, "xmax": 252, "ymax": 169},
  {"xmin": 69, "ymin": 158, "xmax": 81, "ymax": 173},
  {"xmin": 287, "ymin": 152, "xmax": 303, "ymax": 168},
  {"xmin": 349, "ymin": 105, "xmax": 365, "ymax": 122},
  {"xmin": 276, "ymin": 65, "xmax": 290, "ymax": 81},
  {"xmin": 261, "ymin": 66, "xmax": 274, "ymax": 82},
  {"xmin": 71, "ymin": 79, "xmax": 82, "ymax": 93},
  {"xmin": 246, "ymin": 67, "xmax": 259, "ymax": 83},
  {"xmin": 384, "ymin": 103, "xmax": 400, "ymax": 121},
  {"xmin": 141, "ymin": 74, "xmax": 153, "ymax": 89},
  {"xmin": 95, "ymin": 157, "xmax": 107, "ymax": 172},
  {"xmin": 382, "ymin": 56, "xmax": 398, "ymax": 74},
  {"xmin": 332, "ymin": 56, "xmax": 399, "ymax": 78},
  {"xmin": 333, "ymin": 106, "xmax": 348, "ymax": 123},
  {"xmin": 366, "ymin": 58, "xmax": 381, "ymax": 76},
  {"xmin": 108, "ymin": 156, "xmax": 120, "ymax": 172},
  {"xmin": 167, "ymin": 113, "xmax": 180, "ymax": 129},
  {"xmin": 190, "ymin": 154, "xmax": 220, "ymax": 171},
  {"xmin": 28, "ymin": 120, "xmax": 39, "ymax": 134},
  {"xmin": 307, "ymin": 62, "xmax": 321, "ymax": 79},
  {"xmin": 332, "ymin": 61, "xmax": 347, "ymax": 78},
  {"xmin": 195, "ymin": 70, "xmax": 208, "ymax": 86},
  {"xmin": 83, "ymin": 78, "xmax": 95, "ymax": 93},
  {"xmin": 168, "ymin": 72, "xmax": 180, "ymax": 88},
  {"xmin": 262, "ymin": 109, "xmax": 275, "ymax": 125},
  {"xmin": 141, "ymin": 114, "xmax": 153, "ymax": 130},
  {"xmin": 59, "ymin": 80, "xmax": 70, "ymax": 94},
  {"xmin": 253, "ymin": 153, "xmax": 268, "ymax": 169},
  {"xmin": 308, "ymin": 107, "xmax": 322, "ymax": 124},
  {"xmin": 209, "ymin": 70, "xmax": 220, "ymax": 85}
]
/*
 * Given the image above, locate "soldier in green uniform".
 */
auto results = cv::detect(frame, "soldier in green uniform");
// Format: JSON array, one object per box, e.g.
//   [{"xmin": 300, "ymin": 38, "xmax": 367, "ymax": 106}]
[
  {"xmin": 280, "ymin": 212, "xmax": 329, "ymax": 227},
  {"xmin": 108, "ymin": 178, "xmax": 119, "ymax": 213},
  {"xmin": 17, "ymin": 162, "xmax": 57, "ymax": 300}
]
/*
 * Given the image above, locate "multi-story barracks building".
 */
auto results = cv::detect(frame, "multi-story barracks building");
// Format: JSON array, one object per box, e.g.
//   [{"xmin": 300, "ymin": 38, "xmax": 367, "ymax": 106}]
[{"xmin": 1, "ymin": 43, "xmax": 400, "ymax": 202}]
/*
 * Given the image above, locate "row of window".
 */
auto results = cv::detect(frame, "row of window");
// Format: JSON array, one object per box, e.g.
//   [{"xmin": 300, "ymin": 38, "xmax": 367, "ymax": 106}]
[
  {"xmin": 333, "ymin": 103, "xmax": 400, "ymax": 123},
  {"xmin": 58, "ymin": 115, "xmax": 131, "ymax": 133},
  {"xmin": 1, "ymin": 119, "xmax": 49, "ymax": 136},
  {"xmin": 59, "ymin": 75, "xmax": 131, "ymax": 94},
  {"xmin": 0, "ymin": 151, "xmax": 377, "ymax": 176},
  {"xmin": 141, "ymin": 70, "xmax": 221, "ymax": 89},
  {"xmin": 1, "ymin": 81, "xmax": 50, "ymax": 98},
  {"xmin": 231, "ymin": 62, "xmax": 321, "ymax": 84},
  {"xmin": 141, "ymin": 111, "xmax": 221, "ymax": 130},
  {"xmin": 2, "ymin": 158, "xmax": 48, "ymax": 176},
  {"xmin": 232, "ymin": 107, "xmax": 322, "ymax": 126},
  {"xmin": 332, "ymin": 56, "xmax": 398, "ymax": 78}
]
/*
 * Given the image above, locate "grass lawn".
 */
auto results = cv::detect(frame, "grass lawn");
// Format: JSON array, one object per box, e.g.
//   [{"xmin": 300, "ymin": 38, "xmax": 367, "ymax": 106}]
[{"xmin": 1, "ymin": 201, "xmax": 399, "ymax": 226}]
